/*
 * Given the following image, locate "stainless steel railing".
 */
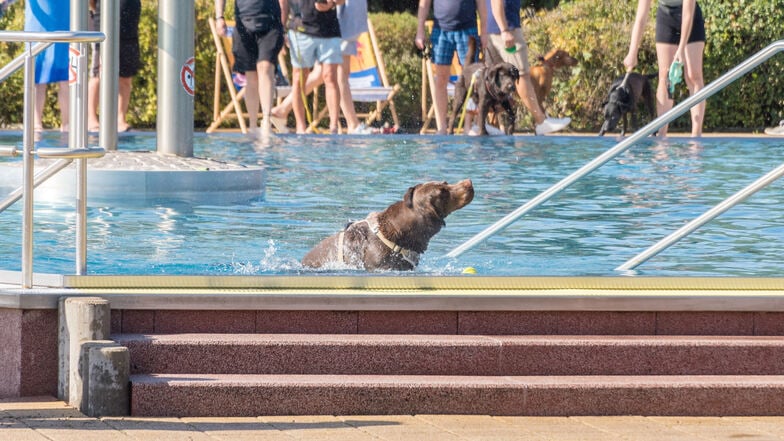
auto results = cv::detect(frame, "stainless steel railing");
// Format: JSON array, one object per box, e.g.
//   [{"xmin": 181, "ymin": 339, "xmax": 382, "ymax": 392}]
[
  {"xmin": 0, "ymin": 30, "xmax": 105, "ymax": 288},
  {"xmin": 446, "ymin": 39, "xmax": 784, "ymax": 262}
]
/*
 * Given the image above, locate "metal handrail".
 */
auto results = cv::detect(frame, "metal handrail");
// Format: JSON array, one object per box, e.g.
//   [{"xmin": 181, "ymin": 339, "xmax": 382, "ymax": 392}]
[
  {"xmin": 617, "ymin": 162, "xmax": 784, "ymax": 271},
  {"xmin": 0, "ymin": 30, "xmax": 105, "ymax": 288},
  {"xmin": 446, "ymin": 39, "xmax": 784, "ymax": 259}
]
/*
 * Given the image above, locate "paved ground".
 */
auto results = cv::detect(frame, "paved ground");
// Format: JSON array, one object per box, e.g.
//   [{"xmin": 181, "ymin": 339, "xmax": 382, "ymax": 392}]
[{"xmin": 2, "ymin": 397, "xmax": 784, "ymax": 440}]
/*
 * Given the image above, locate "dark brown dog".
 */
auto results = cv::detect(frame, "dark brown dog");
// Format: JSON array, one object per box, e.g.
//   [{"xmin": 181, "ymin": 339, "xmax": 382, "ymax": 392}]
[
  {"xmin": 598, "ymin": 72, "xmax": 656, "ymax": 136},
  {"xmin": 529, "ymin": 49, "xmax": 578, "ymax": 111},
  {"xmin": 302, "ymin": 180, "xmax": 474, "ymax": 271},
  {"xmin": 448, "ymin": 38, "xmax": 519, "ymax": 135}
]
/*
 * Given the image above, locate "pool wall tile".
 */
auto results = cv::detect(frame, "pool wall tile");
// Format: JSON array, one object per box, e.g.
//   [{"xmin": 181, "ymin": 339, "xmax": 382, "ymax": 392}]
[
  {"xmin": 753, "ymin": 312, "xmax": 784, "ymax": 335},
  {"xmin": 255, "ymin": 311, "xmax": 357, "ymax": 334},
  {"xmin": 19, "ymin": 310, "xmax": 58, "ymax": 397},
  {"xmin": 655, "ymin": 312, "xmax": 754, "ymax": 335},
  {"xmin": 154, "ymin": 310, "xmax": 255, "ymax": 333},
  {"xmin": 122, "ymin": 310, "xmax": 155, "ymax": 334},
  {"xmin": 357, "ymin": 312, "xmax": 458, "ymax": 334},
  {"xmin": 457, "ymin": 312, "xmax": 656, "ymax": 335},
  {"xmin": 110, "ymin": 309, "xmax": 122, "ymax": 333}
]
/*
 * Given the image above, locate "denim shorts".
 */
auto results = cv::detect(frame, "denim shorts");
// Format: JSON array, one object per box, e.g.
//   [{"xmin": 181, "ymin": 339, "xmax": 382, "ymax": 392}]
[{"xmin": 288, "ymin": 31, "xmax": 343, "ymax": 68}]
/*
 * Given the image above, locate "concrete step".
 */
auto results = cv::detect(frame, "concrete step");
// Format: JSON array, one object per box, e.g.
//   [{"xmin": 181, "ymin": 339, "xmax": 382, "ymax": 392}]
[
  {"xmin": 129, "ymin": 373, "xmax": 784, "ymax": 417},
  {"xmin": 114, "ymin": 333, "xmax": 784, "ymax": 376}
]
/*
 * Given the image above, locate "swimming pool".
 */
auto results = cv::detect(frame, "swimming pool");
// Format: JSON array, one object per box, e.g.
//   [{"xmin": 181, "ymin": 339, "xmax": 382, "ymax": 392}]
[{"xmin": 0, "ymin": 132, "xmax": 782, "ymax": 277}]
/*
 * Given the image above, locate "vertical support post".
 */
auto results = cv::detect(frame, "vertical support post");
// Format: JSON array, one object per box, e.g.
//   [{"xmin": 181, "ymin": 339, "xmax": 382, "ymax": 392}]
[
  {"xmin": 58, "ymin": 297, "xmax": 110, "ymax": 404},
  {"xmin": 157, "ymin": 0, "xmax": 194, "ymax": 157},
  {"xmin": 21, "ymin": 43, "xmax": 35, "ymax": 289},
  {"xmin": 70, "ymin": 0, "xmax": 89, "ymax": 275},
  {"xmin": 99, "ymin": 0, "xmax": 119, "ymax": 151}
]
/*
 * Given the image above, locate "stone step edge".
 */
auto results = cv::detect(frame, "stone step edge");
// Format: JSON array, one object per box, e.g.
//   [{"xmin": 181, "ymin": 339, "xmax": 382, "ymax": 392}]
[{"xmin": 129, "ymin": 374, "xmax": 784, "ymax": 417}]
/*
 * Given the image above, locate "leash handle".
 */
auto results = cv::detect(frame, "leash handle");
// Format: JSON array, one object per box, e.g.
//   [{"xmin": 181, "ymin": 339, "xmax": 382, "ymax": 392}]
[
  {"xmin": 619, "ymin": 71, "xmax": 632, "ymax": 89},
  {"xmin": 456, "ymin": 73, "xmax": 479, "ymax": 133}
]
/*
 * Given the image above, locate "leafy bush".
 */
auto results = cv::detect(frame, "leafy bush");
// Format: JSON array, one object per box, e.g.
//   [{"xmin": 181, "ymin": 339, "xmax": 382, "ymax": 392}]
[{"xmin": 526, "ymin": 0, "xmax": 784, "ymax": 132}]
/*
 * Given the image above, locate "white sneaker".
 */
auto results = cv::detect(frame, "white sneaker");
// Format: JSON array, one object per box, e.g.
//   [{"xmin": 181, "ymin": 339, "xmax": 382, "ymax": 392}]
[
  {"xmin": 349, "ymin": 123, "xmax": 374, "ymax": 135},
  {"xmin": 484, "ymin": 123, "xmax": 505, "ymax": 136},
  {"xmin": 535, "ymin": 117, "xmax": 571, "ymax": 135},
  {"xmin": 765, "ymin": 120, "xmax": 784, "ymax": 136}
]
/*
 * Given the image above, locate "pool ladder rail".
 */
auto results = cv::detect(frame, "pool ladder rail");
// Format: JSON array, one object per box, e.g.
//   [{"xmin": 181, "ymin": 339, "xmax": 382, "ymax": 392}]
[
  {"xmin": 0, "ymin": 30, "xmax": 106, "ymax": 289},
  {"xmin": 447, "ymin": 39, "xmax": 784, "ymax": 272}
]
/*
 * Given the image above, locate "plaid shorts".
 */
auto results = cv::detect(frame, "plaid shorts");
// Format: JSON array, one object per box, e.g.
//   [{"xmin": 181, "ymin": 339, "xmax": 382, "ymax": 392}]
[{"xmin": 429, "ymin": 26, "xmax": 479, "ymax": 66}]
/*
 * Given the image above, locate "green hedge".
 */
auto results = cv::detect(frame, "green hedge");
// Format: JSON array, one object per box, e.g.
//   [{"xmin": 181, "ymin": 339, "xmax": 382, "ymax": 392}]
[
  {"xmin": 526, "ymin": 0, "xmax": 784, "ymax": 132},
  {"xmin": 1, "ymin": 0, "xmax": 781, "ymax": 132}
]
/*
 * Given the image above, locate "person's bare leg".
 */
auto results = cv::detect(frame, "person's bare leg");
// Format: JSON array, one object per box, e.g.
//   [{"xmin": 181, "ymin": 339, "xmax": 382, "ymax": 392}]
[
  {"xmin": 338, "ymin": 55, "xmax": 360, "ymax": 132},
  {"xmin": 683, "ymin": 41, "xmax": 705, "ymax": 137},
  {"xmin": 88, "ymin": 76, "xmax": 100, "ymax": 130},
  {"xmin": 244, "ymin": 70, "xmax": 260, "ymax": 132},
  {"xmin": 433, "ymin": 64, "xmax": 451, "ymax": 135},
  {"xmin": 57, "ymin": 81, "xmax": 69, "ymax": 132},
  {"xmin": 34, "ymin": 83, "xmax": 47, "ymax": 131},
  {"xmin": 321, "ymin": 63, "xmax": 341, "ymax": 133},
  {"xmin": 516, "ymin": 74, "xmax": 546, "ymax": 126},
  {"xmin": 118, "ymin": 76, "xmax": 133, "ymax": 132},
  {"xmin": 272, "ymin": 63, "xmax": 323, "ymax": 119},
  {"xmin": 655, "ymin": 43, "xmax": 677, "ymax": 137},
  {"xmin": 291, "ymin": 67, "xmax": 312, "ymax": 134},
  {"xmin": 256, "ymin": 59, "xmax": 275, "ymax": 139}
]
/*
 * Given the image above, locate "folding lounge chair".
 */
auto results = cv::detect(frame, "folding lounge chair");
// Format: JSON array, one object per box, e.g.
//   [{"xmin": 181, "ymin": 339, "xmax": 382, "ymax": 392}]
[
  {"xmin": 309, "ymin": 18, "xmax": 400, "ymax": 133},
  {"xmin": 207, "ymin": 18, "xmax": 291, "ymax": 134}
]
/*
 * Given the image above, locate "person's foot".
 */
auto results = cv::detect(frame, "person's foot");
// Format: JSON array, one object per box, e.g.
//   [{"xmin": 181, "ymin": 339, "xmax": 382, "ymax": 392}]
[
  {"xmin": 535, "ymin": 117, "xmax": 571, "ymax": 136},
  {"xmin": 348, "ymin": 123, "xmax": 373, "ymax": 135},
  {"xmin": 765, "ymin": 120, "xmax": 784, "ymax": 136}
]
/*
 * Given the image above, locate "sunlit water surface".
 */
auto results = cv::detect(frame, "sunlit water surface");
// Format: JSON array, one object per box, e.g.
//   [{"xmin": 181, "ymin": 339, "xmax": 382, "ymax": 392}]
[{"xmin": 0, "ymin": 131, "xmax": 782, "ymax": 277}]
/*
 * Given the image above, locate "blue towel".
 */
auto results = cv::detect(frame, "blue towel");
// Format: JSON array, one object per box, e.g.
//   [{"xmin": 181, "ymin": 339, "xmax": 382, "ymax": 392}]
[{"xmin": 24, "ymin": 0, "xmax": 70, "ymax": 84}]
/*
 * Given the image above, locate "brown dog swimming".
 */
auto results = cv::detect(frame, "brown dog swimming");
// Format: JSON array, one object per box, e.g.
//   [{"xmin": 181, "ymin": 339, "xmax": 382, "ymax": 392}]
[{"xmin": 302, "ymin": 179, "xmax": 474, "ymax": 271}]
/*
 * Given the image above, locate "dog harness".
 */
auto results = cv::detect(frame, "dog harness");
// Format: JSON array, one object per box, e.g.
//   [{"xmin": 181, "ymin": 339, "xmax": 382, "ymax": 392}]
[{"xmin": 336, "ymin": 212, "xmax": 419, "ymax": 268}]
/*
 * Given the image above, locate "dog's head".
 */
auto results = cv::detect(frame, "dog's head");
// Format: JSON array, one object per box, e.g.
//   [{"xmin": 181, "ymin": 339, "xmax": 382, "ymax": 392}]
[
  {"xmin": 486, "ymin": 63, "xmax": 520, "ymax": 98},
  {"xmin": 601, "ymin": 85, "xmax": 632, "ymax": 133},
  {"xmin": 404, "ymin": 179, "xmax": 474, "ymax": 222},
  {"xmin": 543, "ymin": 49, "xmax": 578, "ymax": 69}
]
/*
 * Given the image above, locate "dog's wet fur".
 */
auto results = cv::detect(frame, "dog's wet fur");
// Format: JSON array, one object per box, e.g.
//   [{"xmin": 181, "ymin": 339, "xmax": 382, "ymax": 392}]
[
  {"xmin": 448, "ymin": 37, "xmax": 519, "ymax": 135},
  {"xmin": 599, "ymin": 72, "xmax": 656, "ymax": 136},
  {"xmin": 301, "ymin": 179, "xmax": 474, "ymax": 271}
]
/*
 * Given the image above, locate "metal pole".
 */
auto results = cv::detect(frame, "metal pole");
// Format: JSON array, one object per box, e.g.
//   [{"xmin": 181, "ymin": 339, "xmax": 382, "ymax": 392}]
[
  {"xmin": 71, "ymin": 0, "xmax": 89, "ymax": 275},
  {"xmin": 157, "ymin": 0, "xmax": 194, "ymax": 157},
  {"xmin": 616, "ymin": 162, "xmax": 784, "ymax": 271},
  {"xmin": 445, "ymin": 39, "xmax": 784, "ymax": 259},
  {"xmin": 99, "ymin": 0, "xmax": 119, "ymax": 151},
  {"xmin": 22, "ymin": 44, "xmax": 35, "ymax": 289}
]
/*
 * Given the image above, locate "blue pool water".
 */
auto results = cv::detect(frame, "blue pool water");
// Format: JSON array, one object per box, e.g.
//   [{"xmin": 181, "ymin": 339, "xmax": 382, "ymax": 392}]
[{"xmin": 0, "ymin": 131, "xmax": 782, "ymax": 277}]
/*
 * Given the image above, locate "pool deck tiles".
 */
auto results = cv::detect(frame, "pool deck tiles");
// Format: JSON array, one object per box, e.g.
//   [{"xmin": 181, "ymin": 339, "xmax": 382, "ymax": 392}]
[{"xmin": 3, "ymin": 397, "xmax": 784, "ymax": 440}]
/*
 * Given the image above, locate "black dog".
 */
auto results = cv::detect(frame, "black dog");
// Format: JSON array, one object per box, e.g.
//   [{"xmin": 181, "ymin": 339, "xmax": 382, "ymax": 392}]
[
  {"xmin": 598, "ymin": 72, "xmax": 656, "ymax": 136},
  {"xmin": 448, "ymin": 38, "xmax": 519, "ymax": 135}
]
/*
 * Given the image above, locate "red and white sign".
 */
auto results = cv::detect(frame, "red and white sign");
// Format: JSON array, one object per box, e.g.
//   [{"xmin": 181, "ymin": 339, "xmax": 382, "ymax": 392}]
[
  {"xmin": 180, "ymin": 57, "xmax": 195, "ymax": 96},
  {"xmin": 68, "ymin": 47, "xmax": 80, "ymax": 84}
]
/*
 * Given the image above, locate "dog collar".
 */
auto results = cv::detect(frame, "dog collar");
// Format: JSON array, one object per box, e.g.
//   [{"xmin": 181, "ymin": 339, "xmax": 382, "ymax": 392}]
[{"xmin": 365, "ymin": 212, "xmax": 419, "ymax": 267}]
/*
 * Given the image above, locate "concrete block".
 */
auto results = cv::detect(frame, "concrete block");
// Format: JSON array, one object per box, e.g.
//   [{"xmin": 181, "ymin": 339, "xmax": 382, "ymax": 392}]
[
  {"xmin": 58, "ymin": 297, "xmax": 110, "ymax": 404},
  {"xmin": 79, "ymin": 340, "xmax": 129, "ymax": 417}
]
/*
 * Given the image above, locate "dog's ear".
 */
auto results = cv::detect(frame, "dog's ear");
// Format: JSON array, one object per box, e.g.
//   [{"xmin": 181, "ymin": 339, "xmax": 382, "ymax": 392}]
[
  {"xmin": 404, "ymin": 185, "xmax": 418, "ymax": 208},
  {"xmin": 510, "ymin": 66, "xmax": 520, "ymax": 82}
]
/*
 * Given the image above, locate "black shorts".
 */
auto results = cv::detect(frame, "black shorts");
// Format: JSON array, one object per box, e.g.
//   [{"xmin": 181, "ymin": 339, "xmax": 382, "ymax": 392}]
[
  {"xmin": 89, "ymin": 0, "xmax": 142, "ymax": 78},
  {"xmin": 232, "ymin": 19, "xmax": 285, "ymax": 73},
  {"xmin": 655, "ymin": 2, "xmax": 705, "ymax": 44}
]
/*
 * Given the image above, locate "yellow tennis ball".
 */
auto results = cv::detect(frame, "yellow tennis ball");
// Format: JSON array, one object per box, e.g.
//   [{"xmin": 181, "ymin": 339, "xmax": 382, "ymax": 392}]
[{"xmin": 462, "ymin": 266, "xmax": 477, "ymax": 274}]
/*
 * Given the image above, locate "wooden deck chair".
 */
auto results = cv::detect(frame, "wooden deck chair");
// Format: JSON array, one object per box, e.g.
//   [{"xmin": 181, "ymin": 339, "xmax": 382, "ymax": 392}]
[
  {"xmin": 206, "ymin": 18, "xmax": 291, "ymax": 134},
  {"xmin": 420, "ymin": 52, "xmax": 463, "ymax": 134},
  {"xmin": 308, "ymin": 18, "xmax": 400, "ymax": 133}
]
